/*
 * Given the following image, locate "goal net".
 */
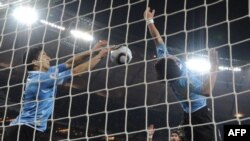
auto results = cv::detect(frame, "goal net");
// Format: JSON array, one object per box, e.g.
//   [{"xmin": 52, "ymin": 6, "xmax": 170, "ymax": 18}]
[{"xmin": 0, "ymin": 0, "xmax": 249, "ymax": 141}]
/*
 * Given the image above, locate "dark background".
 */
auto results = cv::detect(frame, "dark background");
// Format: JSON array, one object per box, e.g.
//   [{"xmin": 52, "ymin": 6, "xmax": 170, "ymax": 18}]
[{"xmin": 0, "ymin": 0, "xmax": 249, "ymax": 140}]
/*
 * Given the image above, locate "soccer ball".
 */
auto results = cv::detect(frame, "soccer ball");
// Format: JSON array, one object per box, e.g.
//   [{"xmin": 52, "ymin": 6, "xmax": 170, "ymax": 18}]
[{"xmin": 110, "ymin": 46, "xmax": 132, "ymax": 64}]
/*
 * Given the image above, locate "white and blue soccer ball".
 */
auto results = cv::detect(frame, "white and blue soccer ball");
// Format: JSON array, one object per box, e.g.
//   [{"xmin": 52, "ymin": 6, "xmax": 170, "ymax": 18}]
[{"xmin": 110, "ymin": 46, "xmax": 132, "ymax": 64}]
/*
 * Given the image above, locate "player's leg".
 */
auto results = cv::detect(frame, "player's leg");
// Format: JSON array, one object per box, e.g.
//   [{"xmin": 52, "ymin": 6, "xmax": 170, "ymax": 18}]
[
  {"xmin": 3, "ymin": 125, "xmax": 37, "ymax": 141},
  {"xmin": 182, "ymin": 113, "xmax": 191, "ymax": 141},
  {"xmin": 182, "ymin": 106, "xmax": 215, "ymax": 141},
  {"xmin": 191, "ymin": 106, "xmax": 215, "ymax": 141},
  {"xmin": 3, "ymin": 125, "xmax": 19, "ymax": 141}
]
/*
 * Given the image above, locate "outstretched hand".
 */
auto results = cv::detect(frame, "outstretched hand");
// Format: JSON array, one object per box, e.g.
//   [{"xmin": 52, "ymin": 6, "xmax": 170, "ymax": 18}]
[
  {"xmin": 93, "ymin": 40, "xmax": 108, "ymax": 51},
  {"xmin": 209, "ymin": 48, "xmax": 219, "ymax": 69},
  {"xmin": 147, "ymin": 124, "xmax": 155, "ymax": 137},
  {"xmin": 144, "ymin": 7, "xmax": 155, "ymax": 20},
  {"xmin": 98, "ymin": 48, "xmax": 110, "ymax": 59}
]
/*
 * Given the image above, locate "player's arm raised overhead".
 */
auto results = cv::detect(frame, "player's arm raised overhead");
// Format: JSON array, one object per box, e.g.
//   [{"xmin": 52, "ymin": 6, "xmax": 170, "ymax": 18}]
[
  {"xmin": 72, "ymin": 47, "xmax": 109, "ymax": 76},
  {"xmin": 144, "ymin": 7, "xmax": 164, "ymax": 46},
  {"xmin": 147, "ymin": 124, "xmax": 155, "ymax": 141},
  {"xmin": 202, "ymin": 49, "xmax": 219, "ymax": 96},
  {"xmin": 65, "ymin": 40, "xmax": 108, "ymax": 69}
]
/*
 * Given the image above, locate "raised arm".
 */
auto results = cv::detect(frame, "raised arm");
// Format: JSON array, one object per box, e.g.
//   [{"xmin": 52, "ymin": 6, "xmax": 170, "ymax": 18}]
[
  {"xmin": 72, "ymin": 47, "xmax": 109, "ymax": 76},
  {"xmin": 65, "ymin": 40, "xmax": 108, "ymax": 68},
  {"xmin": 202, "ymin": 49, "xmax": 219, "ymax": 96},
  {"xmin": 147, "ymin": 124, "xmax": 155, "ymax": 141},
  {"xmin": 144, "ymin": 7, "xmax": 164, "ymax": 46}
]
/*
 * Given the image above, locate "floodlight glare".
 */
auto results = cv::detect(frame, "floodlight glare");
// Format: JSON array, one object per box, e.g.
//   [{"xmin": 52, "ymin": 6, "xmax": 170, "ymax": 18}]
[
  {"xmin": 186, "ymin": 58, "xmax": 211, "ymax": 73},
  {"xmin": 13, "ymin": 6, "xmax": 38, "ymax": 25},
  {"xmin": 70, "ymin": 30, "xmax": 94, "ymax": 41},
  {"xmin": 0, "ymin": 2, "xmax": 8, "ymax": 7},
  {"xmin": 218, "ymin": 66, "xmax": 241, "ymax": 72},
  {"xmin": 40, "ymin": 20, "xmax": 65, "ymax": 30}
]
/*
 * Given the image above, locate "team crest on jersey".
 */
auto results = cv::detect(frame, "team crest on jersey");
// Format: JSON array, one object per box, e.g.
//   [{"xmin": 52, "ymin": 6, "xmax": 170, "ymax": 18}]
[
  {"xmin": 50, "ymin": 73, "xmax": 57, "ymax": 79},
  {"xmin": 50, "ymin": 68, "xmax": 59, "ymax": 79}
]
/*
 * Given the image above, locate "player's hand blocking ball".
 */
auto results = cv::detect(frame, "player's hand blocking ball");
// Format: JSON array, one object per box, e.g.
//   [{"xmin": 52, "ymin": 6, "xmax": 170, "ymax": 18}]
[{"xmin": 110, "ymin": 45, "xmax": 132, "ymax": 65}]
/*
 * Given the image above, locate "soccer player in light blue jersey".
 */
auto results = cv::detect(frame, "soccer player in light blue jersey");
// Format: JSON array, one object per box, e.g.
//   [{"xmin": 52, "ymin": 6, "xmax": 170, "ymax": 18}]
[
  {"xmin": 3, "ymin": 40, "xmax": 109, "ymax": 141},
  {"xmin": 144, "ymin": 7, "xmax": 219, "ymax": 141}
]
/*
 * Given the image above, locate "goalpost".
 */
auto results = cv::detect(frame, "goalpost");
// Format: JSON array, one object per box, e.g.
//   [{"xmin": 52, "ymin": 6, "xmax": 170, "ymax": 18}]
[{"xmin": 0, "ymin": 0, "xmax": 249, "ymax": 141}]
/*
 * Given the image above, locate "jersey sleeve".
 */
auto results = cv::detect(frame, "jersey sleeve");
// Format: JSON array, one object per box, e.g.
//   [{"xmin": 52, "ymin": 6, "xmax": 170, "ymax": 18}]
[
  {"xmin": 39, "ymin": 64, "xmax": 72, "ymax": 86},
  {"xmin": 156, "ymin": 43, "xmax": 169, "ymax": 58},
  {"xmin": 56, "ymin": 69, "xmax": 72, "ymax": 85},
  {"xmin": 48, "ymin": 63, "xmax": 69, "ymax": 73},
  {"xmin": 57, "ymin": 63, "xmax": 69, "ymax": 73},
  {"xmin": 189, "ymin": 74, "xmax": 208, "ymax": 95}
]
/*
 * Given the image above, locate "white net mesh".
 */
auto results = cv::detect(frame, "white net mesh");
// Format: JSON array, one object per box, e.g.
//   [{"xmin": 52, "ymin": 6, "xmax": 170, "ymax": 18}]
[{"xmin": 0, "ymin": 0, "xmax": 249, "ymax": 141}]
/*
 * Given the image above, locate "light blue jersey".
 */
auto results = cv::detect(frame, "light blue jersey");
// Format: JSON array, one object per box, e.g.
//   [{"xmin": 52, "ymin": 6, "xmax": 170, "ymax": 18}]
[
  {"xmin": 10, "ymin": 64, "xmax": 71, "ymax": 132},
  {"xmin": 156, "ymin": 43, "xmax": 207, "ymax": 113}
]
